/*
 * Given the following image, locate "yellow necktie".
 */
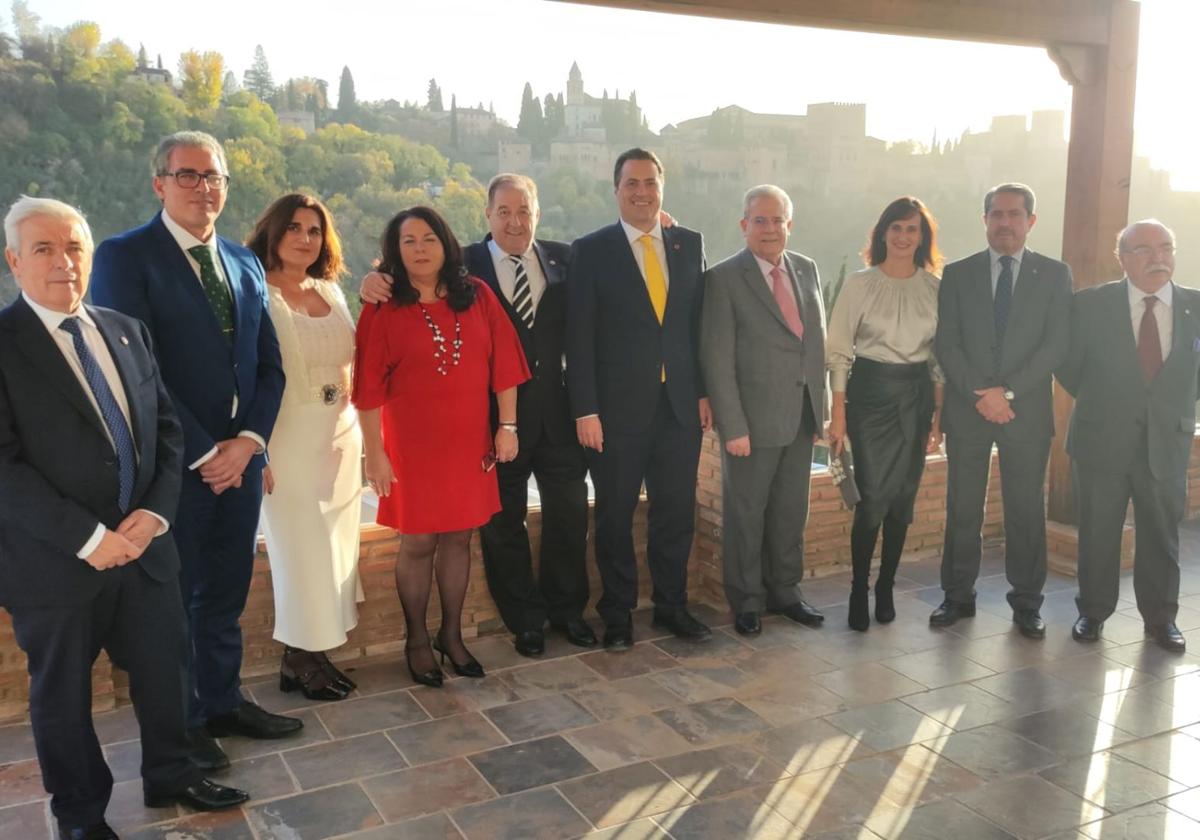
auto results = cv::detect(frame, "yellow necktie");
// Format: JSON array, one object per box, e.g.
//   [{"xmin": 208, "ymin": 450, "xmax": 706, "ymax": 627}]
[{"xmin": 639, "ymin": 234, "xmax": 667, "ymax": 324}]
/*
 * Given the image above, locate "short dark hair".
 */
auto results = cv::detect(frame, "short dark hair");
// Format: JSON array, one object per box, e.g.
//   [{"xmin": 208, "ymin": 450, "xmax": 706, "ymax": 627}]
[
  {"xmin": 612, "ymin": 147, "xmax": 663, "ymax": 188},
  {"xmin": 984, "ymin": 182, "xmax": 1036, "ymax": 216},
  {"xmin": 377, "ymin": 206, "xmax": 476, "ymax": 311},
  {"xmin": 863, "ymin": 196, "xmax": 943, "ymax": 272},
  {"xmin": 246, "ymin": 193, "xmax": 346, "ymax": 280}
]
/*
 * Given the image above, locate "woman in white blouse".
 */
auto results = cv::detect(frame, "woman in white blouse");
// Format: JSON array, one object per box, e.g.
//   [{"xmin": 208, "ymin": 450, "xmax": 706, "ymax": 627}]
[
  {"xmin": 826, "ymin": 197, "xmax": 945, "ymax": 631},
  {"xmin": 247, "ymin": 194, "xmax": 363, "ymax": 700}
]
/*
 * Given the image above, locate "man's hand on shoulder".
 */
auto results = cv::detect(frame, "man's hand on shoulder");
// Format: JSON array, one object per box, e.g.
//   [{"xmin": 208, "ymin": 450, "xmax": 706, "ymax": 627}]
[{"xmin": 361, "ymin": 272, "xmax": 393, "ymax": 304}]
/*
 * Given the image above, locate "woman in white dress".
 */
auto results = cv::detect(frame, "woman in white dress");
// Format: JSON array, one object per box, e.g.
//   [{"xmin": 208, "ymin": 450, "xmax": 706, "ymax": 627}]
[{"xmin": 247, "ymin": 194, "xmax": 362, "ymax": 700}]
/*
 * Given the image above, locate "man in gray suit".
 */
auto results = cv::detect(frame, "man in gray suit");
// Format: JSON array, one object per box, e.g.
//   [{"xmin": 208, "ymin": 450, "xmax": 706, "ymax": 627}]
[
  {"xmin": 1059, "ymin": 220, "xmax": 1200, "ymax": 651},
  {"xmin": 933, "ymin": 183, "xmax": 1073, "ymax": 638},
  {"xmin": 700, "ymin": 185, "xmax": 827, "ymax": 636}
]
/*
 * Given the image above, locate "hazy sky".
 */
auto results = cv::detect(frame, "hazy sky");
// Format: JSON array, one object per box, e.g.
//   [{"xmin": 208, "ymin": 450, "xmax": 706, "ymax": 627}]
[{"xmin": 13, "ymin": 0, "xmax": 1199, "ymax": 189}]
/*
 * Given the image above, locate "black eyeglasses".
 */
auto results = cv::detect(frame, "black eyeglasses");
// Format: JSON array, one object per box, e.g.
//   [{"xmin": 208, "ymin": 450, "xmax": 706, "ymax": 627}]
[{"xmin": 160, "ymin": 170, "xmax": 230, "ymax": 190}]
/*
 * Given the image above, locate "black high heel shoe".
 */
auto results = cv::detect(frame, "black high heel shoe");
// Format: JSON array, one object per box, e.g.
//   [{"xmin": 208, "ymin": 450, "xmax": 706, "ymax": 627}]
[
  {"xmin": 432, "ymin": 633, "xmax": 485, "ymax": 678},
  {"xmin": 316, "ymin": 652, "xmax": 356, "ymax": 693},
  {"xmin": 280, "ymin": 648, "xmax": 349, "ymax": 701},
  {"xmin": 405, "ymin": 643, "xmax": 444, "ymax": 688}
]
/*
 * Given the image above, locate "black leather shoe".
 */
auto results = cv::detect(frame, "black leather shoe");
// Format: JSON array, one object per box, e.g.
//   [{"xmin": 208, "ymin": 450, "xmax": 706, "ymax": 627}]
[
  {"xmin": 734, "ymin": 612, "xmax": 761, "ymax": 636},
  {"xmin": 187, "ymin": 727, "xmax": 229, "ymax": 771},
  {"xmin": 1013, "ymin": 609, "xmax": 1046, "ymax": 639},
  {"xmin": 145, "ymin": 778, "xmax": 250, "ymax": 811},
  {"xmin": 769, "ymin": 600, "xmax": 824, "ymax": 627},
  {"xmin": 553, "ymin": 618, "xmax": 599, "ymax": 648},
  {"xmin": 1072, "ymin": 616, "xmax": 1103, "ymax": 642},
  {"xmin": 58, "ymin": 821, "xmax": 118, "ymax": 840},
  {"xmin": 206, "ymin": 701, "xmax": 303, "ymax": 740},
  {"xmin": 929, "ymin": 599, "xmax": 975, "ymax": 627},
  {"xmin": 514, "ymin": 630, "xmax": 545, "ymax": 657},
  {"xmin": 603, "ymin": 619, "xmax": 633, "ymax": 651},
  {"xmin": 652, "ymin": 608, "xmax": 713, "ymax": 640},
  {"xmin": 1146, "ymin": 621, "xmax": 1187, "ymax": 653}
]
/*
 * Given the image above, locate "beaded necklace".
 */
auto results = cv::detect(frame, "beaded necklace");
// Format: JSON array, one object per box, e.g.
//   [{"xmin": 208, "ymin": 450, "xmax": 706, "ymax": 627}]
[{"xmin": 418, "ymin": 302, "xmax": 462, "ymax": 375}]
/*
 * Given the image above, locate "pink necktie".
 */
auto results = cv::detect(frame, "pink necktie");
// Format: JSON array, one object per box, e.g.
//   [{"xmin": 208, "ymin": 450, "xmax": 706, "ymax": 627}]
[{"xmin": 771, "ymin": 265, "xmax": 804, "ymax": 339}]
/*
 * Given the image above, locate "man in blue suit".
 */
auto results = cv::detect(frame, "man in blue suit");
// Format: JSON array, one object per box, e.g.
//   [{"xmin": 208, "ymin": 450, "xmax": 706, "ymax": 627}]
[{"xmin": 91, "ymin": 132, "xmax": 297, "ymax": 770}]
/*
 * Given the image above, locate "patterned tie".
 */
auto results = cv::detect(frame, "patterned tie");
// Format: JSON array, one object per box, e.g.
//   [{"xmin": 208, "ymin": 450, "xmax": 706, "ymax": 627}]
[
  {"xmin": 187, "ymin": 244, "xmax": 234, "ymax": 342},
  {"xmin": 994, "ymin": 255, "xmax": 1014, "ymax": 352},
  {"xmin": 770, "ymin": 265, "xmax": 804, "ymax": 339},
  {"xmin": 60, "ymin": 317, "xmax": 136, "ymax": 512},
  {"xmin": 508, "ymin": 255, "xmax": 534, "ymax": 329},
  {"xmin": 638, "ymin": 234, "xmax": 668, "ymax": 324},
  {"xmin": 1138, "ymin": 296, "xmax": 1163, "ymax": 381}
]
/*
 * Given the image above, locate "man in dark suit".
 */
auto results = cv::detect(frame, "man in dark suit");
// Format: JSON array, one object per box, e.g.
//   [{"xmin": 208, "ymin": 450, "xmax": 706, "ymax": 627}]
[
  {"xmin": 1059, "ymin": 220, "xmax": 1200, "ymax": 651},
  {"xmin": 566, "ymin": 147, "xmax": 712, "ymax": 650},
  {"xmin": 700, "ymin": 185, "xmax": 827, "ymax": 637},
  {"xmin": 0, "ymin": 197, "xmax": 247, "ymax": 840},
  {"xmin": 90, "ymin": 132, "xmax": 297, "ymax": 770},
  {"xmin": 933, "ymin": 183, "xmax": 1073, "ymax": 638}
]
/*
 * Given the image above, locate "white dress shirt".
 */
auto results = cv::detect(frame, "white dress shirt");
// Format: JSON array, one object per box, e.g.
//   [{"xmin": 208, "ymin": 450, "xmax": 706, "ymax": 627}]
[
  {"xmin": 160, "ymin": 209, "xmax": 267, "ymax": 467},
  {"xmin": 1128, "ymin": 279, "xmax": 1174, "ymax": 362},
  {"xmin": 487, "ymin": 238, "xmax": 547, "ymax": 315},
  {"xmin": 989, "ymin": 247, "xmax": 1025, "ymax": 298},
  {"xmin": 753, "ymin": 253, "xmax": 798, "ymax": 308},
  {"xmin": 22, "ymin": 293, "xmax": 168, "ymax": 557},
  {"xmin": 620, "ymin": 218, "xmax": 671, "ymax": 290}
]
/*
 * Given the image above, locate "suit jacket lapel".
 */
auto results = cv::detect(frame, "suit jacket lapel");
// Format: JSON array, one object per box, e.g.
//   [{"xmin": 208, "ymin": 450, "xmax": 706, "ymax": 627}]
[
  {"xmin": 150, "ymin": 214, "xmax": 225, "ymax": 335},
  {"xmin": 89, "ymin": 307, "xmax": 148, "ymax": 452},
  {"xmin": 533, "ymin": 240, "xmax": 565, "ymax": 287},
  {"xmin": 661, "ymin": 226, "xmax": 685, "ymax": 327},
  {"xmin": 969, "ymin": 250, "xmax": 998, "ymax": 349},
  {"xmin": 477, "ymin": 235, "xmax": 527, "ymax": 333},
  {"xmin": 612, "ymin": 224, "xmax": 659, "ymax": 327},
  {"xmin": 739, "ymin": 249, "xmax": 793, "ymax": 337}
]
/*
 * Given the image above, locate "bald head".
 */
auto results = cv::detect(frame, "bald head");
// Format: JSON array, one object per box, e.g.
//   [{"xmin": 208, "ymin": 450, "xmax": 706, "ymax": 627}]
[{"xmin": 1117, "ymin": 219, "xmax": 1176, "ymax": 294}]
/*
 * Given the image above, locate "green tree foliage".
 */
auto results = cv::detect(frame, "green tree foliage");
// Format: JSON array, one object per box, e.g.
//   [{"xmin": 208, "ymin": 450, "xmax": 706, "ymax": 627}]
[
  {"xmin": 337, "ymin": 65, "xmax": 355, "ymax": 117},
  {"xmin": 426, "ymin": 77, "xmax": 442, "ymax": 112},
  {"xmin": 517, "ymin": 82, "xmax": 542, "ymax": 141},
  {"xmin": 242, "ymin": 44, "xmax": 274, "ymax": 101},
  {"xmin": 178, "ymin": 50, "xmax": 224, "ymax": 114}
]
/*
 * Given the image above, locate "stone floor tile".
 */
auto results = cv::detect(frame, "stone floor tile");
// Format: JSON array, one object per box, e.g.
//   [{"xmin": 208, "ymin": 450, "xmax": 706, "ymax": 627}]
[
  {"xmin": 456, "ymin": 634, "xmax": 544, "ymax": 672},
  {"xmin": 218, "ymin": 708, "xmax": 331, "ymax": 761},
  {"xmin": 578, "ymin": 644, "xmax": 677, "ymax": 680},
  {"xmin": 0, "ymin": 758, "xmax": 48, "ymax": 808},
  {"xmin": 1039, "ymin": 752, "xmax": 1185, "ymax": 813},
  {"xmin": 468, "ymin": 735, "xmax": 595, "ymax": 795},
  {"xmin": 880, "ymin": 650, "xmax": 996, "ymax": 690},
  {"xmin": 826, "ymin": 700, "xmax": 955, "ymax": 753},
  {"xmin": 339, "ymin": 812, "xmax": 463, "ymax": 838},
  {"xmin": 957, "ymin": 774, "xmax": 1106, "ymax": 839},
  {"xmin": 767, "ymin": 765, "xmax": 899, "ymax": 834},
  {"xmin": 124, "ymin": 809, "xmax": 256, "ymax": 840},
  {"xmin": 730, "ymin": 615, "xmax": 832, "ymax": 651},
  {"xmin": 576, "ymin": 817, "xmax": 671, "ymax": 839},
  {"xmin": 649, "ymin": 665, "xmax": 750, "ymax": 703},
  {"xmin": 246, "ymin": 677, "xmax": 347, "ymax": 716},
  {"xmin": 651, "ymin": 631, "xmax": 749, "ymax": 665},
  {"xmin": 928, "ymin": 725, "xmax": 1060, "ymax": 780},
  {"xmin": 106, "ymin": 777, "xmax": 178, "ymax": 831},
  {"xmin": 971, "ymin": 666, "xmax": 1093, "ymax": 712},
  {"xmin": 654, "ymin": 697, "xmax": 769, "ymax": 746},
  {"xmin": 103, "ymin": 738, "xmax": 142, "ymax": 784},
  {"xmin": 0, "ymin": 724, "xmax": 37, "ymax": 765},
  {"xmin": 501, "ymin": 658, "xmax": 605, "ymax": 698},
  {"xmin": 565, "ymin": 714, "xmax": 694, "ymax": 771},
  {"xmin": 953, "ymin": 633, "xmax": 1060, "ymax": 674},
  {"xmin": 1128, "ymin": 670, "xmax": 1200, "ymax": 707},
  {"xmin": 721, "ymin": 642, "xmax": 838, "ymax": 676},
  {"xmin": 997, "ymin": 706, "xmax": 1137, "ymax": 758},
  {"xmin": 899, "ymin": 683, "xmax": 1025, "ymax": 731},
  {"xmin": 736, "ymin": 675, "xmax": 850, "ymax": 726},
  {"xmin": 314, "ymin": 691, "xmax": 428, "ymax": 739},
  {"xmin": 838, "ymin": 744, "xmax": 985, "ymax": 807},
  {"xmin": 1112, "ymin": 731, "xmax": 1200, "ymax": 786},
  {"xmin": 1033, "ymin": 651, "xmax": 1155, "ymax": 695},
  {"xmin": 797, "ymin": 630, "xmax": 909, "ymax": 668},
  {"xmin": 863, "ymin": 797, "xmax": 1015, "ymax": 840},
  {"xmin": 387, "ymin": 712, "xmax": 507, "ymax": 766},
  {"xmin": 91, "ymin": 706, "xmax": 141, "ymax": 746},
  {"xmin": 246, "ymin": 782, "xmax": 383, "ymax": 838},
  {"xmin": 940, "ymin": 609, "xmax": 1022, "ymax": 641},
  {"xmin": 652, "ymin": 743, "xmax": 787, "ymax": 799},
  {"xmin": 1077, "ymin": 802, "xmax": 1200, "ymax": 839},
  {"xmin": 409, "ymin": 676, "xmax": 523, "ymax": 718},
  {"xmin": 360, "ymin": 758, "xmax": 493, "ymax": 823},
  {"xmin": 337, "ymin": 660, "xmax": 417, "ymax": 697},
  {"xmin": 450, "ymin": 787, "xmax": 591, "ymax": 839},
  {"xmin": 557, "ymin": 761, "xmax": 694, "ymax": 828},
  {"xmin": 282, "ymin": 731, "xmax": 405, "ymax": 789},
  {"xmin": 1083, "ymin": 686, "xmax": 1200, "ymax": 738},
  {"xmin": 568, "ymin": 675, "xmax": 681, "ymax": 723},
  {"xmin": 749, "ymin": 718, "xmax": 872, "ymax": 775},
  {"xmin": 222, "ymin": 753, "xmax": 297, "ymax": 803},
  {"xmin": 483, "ymin": 694, "xmax": 595, "ymax": 742},
  {"xmin": 654, "ymin": 787, "xmax": 797, "ymax": 839},
  {"xmin": 813, "ymin": 662, "xmax": 928, "ymax": 705},
  {"xmin": 0, "ymin": 800, "xmax": 49, "ymax": 840}
]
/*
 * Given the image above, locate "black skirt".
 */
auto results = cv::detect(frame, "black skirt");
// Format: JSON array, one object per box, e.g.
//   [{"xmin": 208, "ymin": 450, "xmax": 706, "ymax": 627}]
[{"xmin": 845, "ymin": 357, "xmax": 934, "ymax": 528}]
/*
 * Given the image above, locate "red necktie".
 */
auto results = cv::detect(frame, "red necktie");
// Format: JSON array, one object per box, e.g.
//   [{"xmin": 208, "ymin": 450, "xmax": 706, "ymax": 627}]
[
  {"xmin": 770, "ymin": 265, "xmax": 804, "ymax": 339},
  {"xmin": 1138, "ymin": 295, "xmax": 1162, "ymax": 381}
]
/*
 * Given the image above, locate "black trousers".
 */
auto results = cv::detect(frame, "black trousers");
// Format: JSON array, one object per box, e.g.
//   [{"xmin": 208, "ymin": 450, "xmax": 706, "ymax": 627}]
[
  {"xmin": 479, "ymin": 421, "xmax": 590, "ymax": 634},
  {"xmin": 587, "ymin": 388, "xmax": 702, "ymax": 626},
  {"xmin": 9, "ymin": 565, "xmax": 199, "ymax": 829}
]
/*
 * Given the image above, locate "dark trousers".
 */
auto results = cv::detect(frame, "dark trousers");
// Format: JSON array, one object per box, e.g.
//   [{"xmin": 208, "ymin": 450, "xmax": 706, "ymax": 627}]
[
  {"xmin": 1074, "ymin": 453, "xmax": 1184, "ymax": 625},
  {"xmin": 587, "ymin": 388, "xmax": 702, "ymax": 626},
  {"xmin": 721, "ymin": 424, "xmax": 814, "ymax": 614},
  {"xmin": 479, "ymin": 422, "xmax": 590, "ymax": 634},
  {"xmin": 941, "ymin": 431, "xmax": 1051, "ymax": 611},
  {"xmin": 174, "ymin": 464, "xmax": 263, "ymax": 727},
  {"xmin": 9, "ymin": 566, "xmax": 199, "ymax": 828}
]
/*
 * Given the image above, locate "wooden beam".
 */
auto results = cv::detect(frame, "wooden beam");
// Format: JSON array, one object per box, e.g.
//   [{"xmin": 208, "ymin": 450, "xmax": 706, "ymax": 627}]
[{"xmin": 552, "ymin": 0, "xmax": 1113, "ymax": 47}]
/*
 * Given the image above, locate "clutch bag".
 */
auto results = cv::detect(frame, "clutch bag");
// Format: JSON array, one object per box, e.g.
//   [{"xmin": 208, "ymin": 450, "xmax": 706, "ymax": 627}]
[{"xmin": 828, "ymin": 452, "xmax": 861, "ymax": 509}]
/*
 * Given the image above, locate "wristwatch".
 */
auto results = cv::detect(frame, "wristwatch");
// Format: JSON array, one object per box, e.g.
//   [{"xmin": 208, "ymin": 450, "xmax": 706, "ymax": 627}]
[
  {"xmin": 499, "ymin": 422, "xmax": 518, "ymax": 434},
  {"xmin": 1003, "ymin": 389, "xmax": 1015, "ymax": 402}
]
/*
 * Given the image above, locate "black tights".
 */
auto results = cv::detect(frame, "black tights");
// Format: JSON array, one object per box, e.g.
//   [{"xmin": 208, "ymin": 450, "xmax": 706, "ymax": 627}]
[
  {"xmin": 850, "ymin": 507, "xmax": 909, "ymax": 589},
  {"xmin": 395, "ymin": 530, "xmax": 473, "ymax": 673}
]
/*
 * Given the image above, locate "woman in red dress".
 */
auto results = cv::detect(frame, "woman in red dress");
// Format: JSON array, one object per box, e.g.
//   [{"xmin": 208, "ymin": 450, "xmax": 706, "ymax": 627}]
[{"xmin": 353, "ymin": 206, "xmax": 529, "ymax": 687}]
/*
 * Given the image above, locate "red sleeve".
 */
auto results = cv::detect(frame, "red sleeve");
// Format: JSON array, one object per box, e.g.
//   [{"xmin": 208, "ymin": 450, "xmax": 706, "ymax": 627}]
[
  {"xmin": 478, "ymin": 280, "xmax": 531, "ymax": 393},
  {"xmin": 351, "ymin": 302, "xmax": 392, "ymax": 410}
]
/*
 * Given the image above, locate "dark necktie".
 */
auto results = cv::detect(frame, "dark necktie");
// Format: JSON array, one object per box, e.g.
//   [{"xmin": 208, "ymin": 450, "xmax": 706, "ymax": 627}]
[
  {"xmin": 187, "ymin": 244, "xmax": 234, "ymax": 342},
  {"xmin": 994, "ymin": 254, "xmax": 1014, "ymax": 350},
  {"xmin": 508, "ymin": 255, "xmax": 534, "ymax": 329},
  {"xmin": 1138, "ymin": 295, "xmax": 1163, "ymax": 381},
  {"xmin": 60, "ymin": 317, "xmax": 136, "ymax": 512}
]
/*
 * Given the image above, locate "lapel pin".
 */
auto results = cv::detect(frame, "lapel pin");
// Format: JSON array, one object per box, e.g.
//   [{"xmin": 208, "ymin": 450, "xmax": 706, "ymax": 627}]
[
  {"xmin": 549, "ymin": 259, "xmax": 557, "ymax": 266},
  {"xmin": 672, "ymin": 243, "xmax": 681, "ymax": 251},
  {"xmin": 119, "ymin": 335, "xmax": 129, "ymax": 345}
]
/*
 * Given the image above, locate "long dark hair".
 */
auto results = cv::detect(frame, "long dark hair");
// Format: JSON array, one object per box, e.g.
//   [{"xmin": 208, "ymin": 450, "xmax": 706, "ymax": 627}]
[
  {"xmin": 246, "ymin": 193, "xmax": 346, "ymax": 280},
  {"xmin": 378, "ymin": 206, "xmax": 476, "ymax": 311},
  {"xmin": 862, "ymin": 196, "xmax": 943, "ymax": 272}
]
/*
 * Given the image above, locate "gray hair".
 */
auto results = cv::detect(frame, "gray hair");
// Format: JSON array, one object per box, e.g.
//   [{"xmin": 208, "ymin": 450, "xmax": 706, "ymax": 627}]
[
  {"xmin": 983, "ymin": 182, "xmax": 1036, "ymax": 216},
  {"xmin": 4, "ymin": 195, "xmax": 93, "ymax": 253},
  {"xmin": 486, "ymin": 173, "xmax": 540, "ymax": 210},
  {"xmin": 1116, "ymin": 218, "xmax": 1176, "ymax": 253},
  {"xmin": 743, "ymin": 184, "xmax": 793, "ymax": 220},
  {"xmin": 152, "ymin": 130, "xmax": 227, "ymax": 177}
]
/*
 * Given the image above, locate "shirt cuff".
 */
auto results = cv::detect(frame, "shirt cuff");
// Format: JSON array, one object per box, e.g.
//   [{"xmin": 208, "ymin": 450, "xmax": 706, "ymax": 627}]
[
  {"xmin": 239, "ymin": 431, "xmax": 267, "ymax": 453},
  {"xmin": 576, "ymin": 414, "xmax": 600, "ymax": 421},
  {"xmin": 188, "ymin": 445, "xmax": 219, "ymax": 471},
  {"xmin": 137, "ymin": 509, "xmax": 170, "ymax": 536},
  {"xmin": 77, "ymin": 523, "xmax": 106, "ymax": 559},
  {"xmin": 829, "ymin": 368, "xmax": 849, "ymax": 392}
]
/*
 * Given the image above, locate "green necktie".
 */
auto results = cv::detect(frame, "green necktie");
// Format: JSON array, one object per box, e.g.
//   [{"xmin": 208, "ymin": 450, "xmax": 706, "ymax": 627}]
[{"xmin": 187, "ymin": 244, "xmax": 234, "ymax": 341}]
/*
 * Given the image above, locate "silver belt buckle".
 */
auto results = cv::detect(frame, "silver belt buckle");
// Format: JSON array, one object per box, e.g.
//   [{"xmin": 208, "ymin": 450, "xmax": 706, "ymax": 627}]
[{"xmin": 321, "ymin": 384, "xmax": 340, "ymax": 405}]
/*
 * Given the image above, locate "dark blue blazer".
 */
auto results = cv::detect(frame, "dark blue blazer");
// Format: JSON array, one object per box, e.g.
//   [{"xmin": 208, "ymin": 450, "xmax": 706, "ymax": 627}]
[
  {"xmin": 90, "ymin": 212, "xmax": 284, "ymax": 466},
  {"xmin": 0, "ymin": 299, "xmax": 184, "ymax": 607},
  {"xmin": 566, "ymin": 222, "xmax": 706, "ymax": 434}
]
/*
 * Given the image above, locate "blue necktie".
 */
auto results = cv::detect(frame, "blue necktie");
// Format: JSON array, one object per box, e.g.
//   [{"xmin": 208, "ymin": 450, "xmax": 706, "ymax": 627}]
[
  {"xmin": 60, "ymin": 317, "xmax": 136, "ymax": 512},
  {"xmin": 993, "ymin": 254, "xmax": 1014, "ymax": 364}
]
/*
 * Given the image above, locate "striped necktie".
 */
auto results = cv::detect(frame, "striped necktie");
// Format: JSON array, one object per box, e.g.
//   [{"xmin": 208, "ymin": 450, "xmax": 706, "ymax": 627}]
[
  {"xmin": 188, "ymin": 244, "xmax": 234, "ymax": 342},
  {"xmin": 508, "ymin": 255, "xmax": 534, "ymax": 329}
]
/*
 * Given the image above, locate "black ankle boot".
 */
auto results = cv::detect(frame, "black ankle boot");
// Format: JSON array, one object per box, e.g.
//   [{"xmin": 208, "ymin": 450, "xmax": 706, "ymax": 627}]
[
  {"xmin": 848, "ymin": 583, "xmax": 870, "ymax": 632},
  {"xmin": 874, "ymin": 584, "xmax": 896, "ymax": 623}
]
